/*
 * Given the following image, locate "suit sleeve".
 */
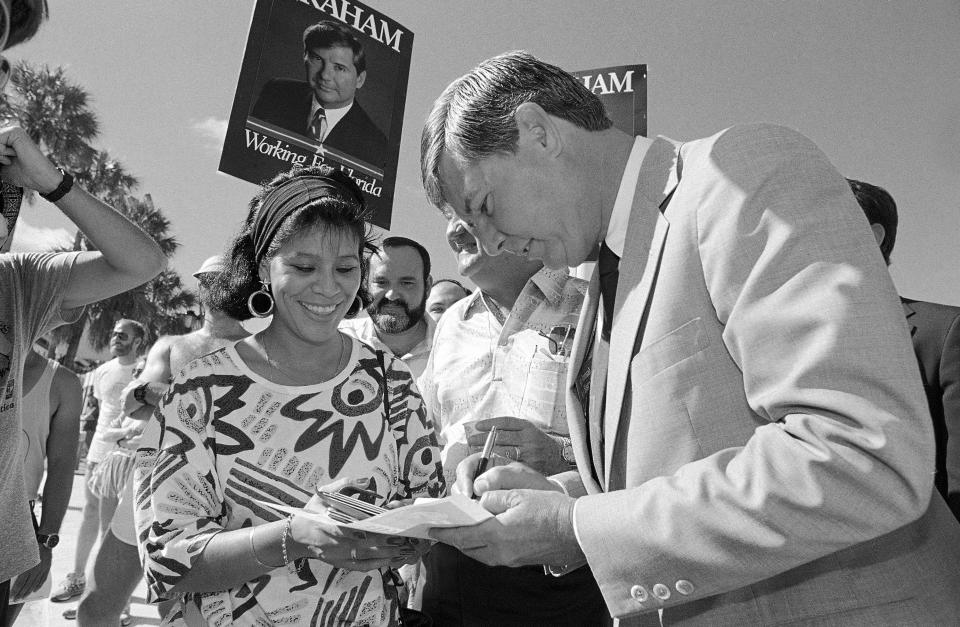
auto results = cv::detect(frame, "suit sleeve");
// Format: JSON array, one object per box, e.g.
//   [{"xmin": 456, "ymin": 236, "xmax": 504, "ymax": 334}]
[
  {"xmin": 940, "ymin": 311, "xmax": 960, "ymax": 519},
  {"xmin": 574, "ymin": 125, "xmax": 934, "ymax": 616}
]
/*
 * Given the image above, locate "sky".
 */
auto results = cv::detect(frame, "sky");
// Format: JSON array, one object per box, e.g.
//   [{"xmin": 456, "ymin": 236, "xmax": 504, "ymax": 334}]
[{"xmin": 9, "ymin": 0, "xmax": 960, "ymax": 307}]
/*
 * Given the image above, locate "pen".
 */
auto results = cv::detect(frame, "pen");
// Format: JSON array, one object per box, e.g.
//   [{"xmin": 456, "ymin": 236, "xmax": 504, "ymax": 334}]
[{"xmin": 472, "ymin": 426, "xmax": 499, "ymax": 499}]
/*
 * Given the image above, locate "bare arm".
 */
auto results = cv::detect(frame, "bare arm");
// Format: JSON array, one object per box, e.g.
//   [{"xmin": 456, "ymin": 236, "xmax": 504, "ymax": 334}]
[
  {"xmin": 11, "ymin": 367, "xmax": 82, "ymax": 600},
  {"xmin": 120, "ymin": 338, "xmax": 173, "ymax": 415},
  {"xmin": 0, "ymin": 126, "xmax": 166, "ymax": 309},
  {"xmin": 38, "ymin": 368, "xmax": 83, "ymax": 537}
]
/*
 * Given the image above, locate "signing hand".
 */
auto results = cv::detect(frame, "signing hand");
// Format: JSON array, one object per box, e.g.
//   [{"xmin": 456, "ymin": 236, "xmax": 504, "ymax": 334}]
[
  {"xmin": 0, "ymin": 126, "xmax": 63, "ymax": 193},
  {"xmin": 453, "ymin": 451, "xmax": 562, "ymax": 499},
  {"xmin": 467, "ymin": 416, "xmax": 567, "ymax": 475},
  {"xmin": 431, "ymin": 488, "xmax": 583, "ymax": 568}
]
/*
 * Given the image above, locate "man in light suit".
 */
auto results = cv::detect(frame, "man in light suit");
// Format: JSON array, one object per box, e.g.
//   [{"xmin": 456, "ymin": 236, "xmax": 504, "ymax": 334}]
[
  {"xmin": 421, "ymin": 51, "xmax": 960, "ymax": 626},
  {"xmin": 849, "ymin": 178, "xmax": 960, "ymax": 521},
  {"xmin": 249, "ymin": 20, "xmax": 387, "ymax": 168}
]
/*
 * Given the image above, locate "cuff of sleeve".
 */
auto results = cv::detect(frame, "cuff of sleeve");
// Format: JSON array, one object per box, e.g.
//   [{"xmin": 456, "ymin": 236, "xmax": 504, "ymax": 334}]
[{"xmin": 543, "ymin": 497, "xmax": 588, "ymax": 577}]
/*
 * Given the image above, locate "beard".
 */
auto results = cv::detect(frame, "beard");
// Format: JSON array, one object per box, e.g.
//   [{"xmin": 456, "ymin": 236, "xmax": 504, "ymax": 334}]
[{"xmin": 367, "ymin": 296, "xmax": 426, "ymax": 334}]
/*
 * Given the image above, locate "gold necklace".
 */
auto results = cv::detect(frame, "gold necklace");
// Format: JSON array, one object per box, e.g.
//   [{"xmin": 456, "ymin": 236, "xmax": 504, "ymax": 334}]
[{"xmin": 259, "ymin": 332, "xmax": 346, "ymax": 384}]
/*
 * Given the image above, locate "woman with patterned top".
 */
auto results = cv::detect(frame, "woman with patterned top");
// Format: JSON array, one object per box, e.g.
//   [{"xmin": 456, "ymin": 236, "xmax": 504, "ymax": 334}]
[{"xmin": 134, "ymin": 165, "xmax": 445, "ymax": 626}]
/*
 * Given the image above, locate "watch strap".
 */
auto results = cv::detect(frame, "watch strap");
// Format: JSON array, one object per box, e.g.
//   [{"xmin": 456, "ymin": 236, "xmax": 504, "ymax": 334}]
[{"xmin": 40, "ymin": 167, "xmax": 74, "ymax": 203}]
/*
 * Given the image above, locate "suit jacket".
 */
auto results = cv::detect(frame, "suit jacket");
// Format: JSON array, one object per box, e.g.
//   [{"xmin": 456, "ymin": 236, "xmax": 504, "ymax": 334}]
[
  {"xmin": 249, "ymin": 78, "xmax": 388, "ymax": 168},
  {"xmin": 903, "ymin": 297, "xmax": 960, "ymax": 520},
  {"xmin": 559, "ymin": 124, "xmax": 960, "ymax": 626}
]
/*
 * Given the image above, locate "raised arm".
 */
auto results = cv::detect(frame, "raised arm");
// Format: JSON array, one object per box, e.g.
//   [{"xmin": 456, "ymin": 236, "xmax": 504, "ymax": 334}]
[{"xmin": 0, "ymin": 126, "xmax": 166, "ymax": 309}]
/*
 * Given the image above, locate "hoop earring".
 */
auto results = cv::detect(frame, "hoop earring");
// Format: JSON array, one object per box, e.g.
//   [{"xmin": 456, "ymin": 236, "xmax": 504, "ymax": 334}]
[
  {"xmin": 247, "ymin": 281, "xmax": 274, "ymax": 318},
  {"xmin": 347, "ymin": 295, "xmax": 363, "ymax": 317}
]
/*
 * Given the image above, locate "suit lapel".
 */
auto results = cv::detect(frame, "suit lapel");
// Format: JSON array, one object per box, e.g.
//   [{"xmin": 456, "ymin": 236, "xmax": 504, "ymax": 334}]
[
  {"xmin": 602, "ymin": 139, "xmax": 681, "ymax": 482},
  {"xmin": 566, "ymin": 269, "xmax": 604, "ymax": 492}
]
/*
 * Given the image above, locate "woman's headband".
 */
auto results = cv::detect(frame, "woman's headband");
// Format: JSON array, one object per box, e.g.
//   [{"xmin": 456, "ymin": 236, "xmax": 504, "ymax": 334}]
[{"xmin": 252, "ymin": 174, "xmax": 362, "ymax": 265}]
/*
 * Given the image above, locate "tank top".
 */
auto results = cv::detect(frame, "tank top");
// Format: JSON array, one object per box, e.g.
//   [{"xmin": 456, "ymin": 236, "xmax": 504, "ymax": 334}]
[{"xmin": 20, "ymin": 359, "xmax": 57, "ymax": 498}]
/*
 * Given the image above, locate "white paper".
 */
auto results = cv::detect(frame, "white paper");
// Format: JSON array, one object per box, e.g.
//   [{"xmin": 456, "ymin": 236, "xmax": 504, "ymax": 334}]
[{"xmin": 256, "ymin": 494, "xmax": 492, "ymax": 540}]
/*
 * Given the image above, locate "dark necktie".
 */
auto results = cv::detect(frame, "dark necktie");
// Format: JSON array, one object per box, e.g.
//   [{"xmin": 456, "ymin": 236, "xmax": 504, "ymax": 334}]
[
  {"xmin": 598, "ymin": 241, "xmax": 620, "ymax": 341},
  {"xmin": 309, "ymin": 107, "xmax": 327, "ymax": 142}
]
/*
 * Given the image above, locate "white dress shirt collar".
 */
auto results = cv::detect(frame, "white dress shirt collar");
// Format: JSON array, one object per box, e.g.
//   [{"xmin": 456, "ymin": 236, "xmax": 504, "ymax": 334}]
[{"xmin": 309, "ymin": 99, "xmax": 353, "ymax": 138}]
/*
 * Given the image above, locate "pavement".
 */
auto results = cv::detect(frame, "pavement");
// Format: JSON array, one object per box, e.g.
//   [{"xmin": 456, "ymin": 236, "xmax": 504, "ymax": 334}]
[{"xmin": 14, "ymin": 465, "xmax": 161, "ymax": 627}]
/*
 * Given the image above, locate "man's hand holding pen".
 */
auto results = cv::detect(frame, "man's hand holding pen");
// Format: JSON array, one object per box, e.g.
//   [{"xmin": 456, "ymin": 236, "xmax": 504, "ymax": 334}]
[{"xmin": 430, "ymin": 450, "xmax": 585, "ymax": 569}]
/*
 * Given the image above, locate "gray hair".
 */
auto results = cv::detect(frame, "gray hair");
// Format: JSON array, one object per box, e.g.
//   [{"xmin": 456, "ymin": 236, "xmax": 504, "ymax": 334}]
[{"xmin": 420, "ymin": 50, "xmax": 612, "ymax": 211}]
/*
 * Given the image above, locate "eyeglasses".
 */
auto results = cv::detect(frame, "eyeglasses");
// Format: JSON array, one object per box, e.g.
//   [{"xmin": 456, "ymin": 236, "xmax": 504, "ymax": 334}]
[{"xmin": 538, "ymin": 324, "xmax": 575, "ymax": 357}]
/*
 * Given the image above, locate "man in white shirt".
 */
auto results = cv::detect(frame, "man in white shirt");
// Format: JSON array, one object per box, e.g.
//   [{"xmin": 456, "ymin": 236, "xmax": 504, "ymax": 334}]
[
  {"xmin": 50, "ymin": 319, "xmax": 146, "ymax": 604},
  {"xmin": 418, "ymin": 218, "xmax": 604, "ymax": 625},
  {"xmin": 341, "ymin": 236, "xmax": 435, "ymax": 379}
]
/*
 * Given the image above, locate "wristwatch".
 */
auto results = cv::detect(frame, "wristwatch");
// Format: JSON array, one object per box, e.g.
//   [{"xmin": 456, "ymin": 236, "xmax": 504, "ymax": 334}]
[
  {"xmin": 559, "ymin": 437, "xmax": 577, "ymax": 465},
  {"xmin": 37, "ymin": 533, "xmax": 60, "ymax": 549},
  {"xmin": 39, "ymin": 167, "xmax": 74, "ymax": 203},
  {"xmin": 133, "ymin": 382, "xmax": 149, "ymax": 405}
]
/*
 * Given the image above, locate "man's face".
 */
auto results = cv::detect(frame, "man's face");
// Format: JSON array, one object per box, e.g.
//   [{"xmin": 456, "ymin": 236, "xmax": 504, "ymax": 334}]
[
  {"xmin": 437, "ymin": 143, "xmax": 599, "ymax": 270},
  {"xmin": 426, "ymin": 282, "xmax": 467, "ymax": 322},
  {"xmin": 446, "ymin": 215, "xmax": 543, "ymax": 290},
  {"xmin": 304, "ymin": 45, "xmax": 365, "ymax": 109},
  {"xmin": 366, "ymin": 246, "xmax": 428, "ymax": 334},
  {"xmin": 109, "ymin": 321, "xmax": 141, "ymax": 358}
]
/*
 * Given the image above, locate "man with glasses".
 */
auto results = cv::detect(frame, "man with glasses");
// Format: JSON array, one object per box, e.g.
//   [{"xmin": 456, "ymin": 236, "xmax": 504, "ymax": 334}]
[{"xmin": 416, "ymin": 218, "xmax": 605, "ymax": 625}]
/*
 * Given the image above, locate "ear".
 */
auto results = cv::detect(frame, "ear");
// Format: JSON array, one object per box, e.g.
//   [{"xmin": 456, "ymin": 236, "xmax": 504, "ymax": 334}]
[
  {"xmin": 426, "ymin": 274, "xmax": 434, "ymax": 291},
  {"xmin": 355, "ymin": 70, "xmax": 366, "ymax": 90},
  {"xmin": 870, "ymin": 223, "xmax": 886, "ymax": 248},
  {"xmin": 257, "ymin": 257, "xmax": 271, "ymax": 286},
  {"xmin": 513, "ymin": 102, "xmax": 562, "ymax": 159}
]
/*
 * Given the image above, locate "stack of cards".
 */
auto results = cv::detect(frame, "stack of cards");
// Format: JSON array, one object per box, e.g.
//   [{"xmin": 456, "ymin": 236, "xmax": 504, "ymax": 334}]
[{"xmin": 318, "ymin": 491, "xmax": 387, "ymax": 524}]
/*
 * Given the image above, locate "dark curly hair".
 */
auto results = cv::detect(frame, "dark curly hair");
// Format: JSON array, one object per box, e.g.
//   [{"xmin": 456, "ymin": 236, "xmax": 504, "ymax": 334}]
[{"xmin": 209, "ymin": 165, "xmax": 378, "ymax": 321}]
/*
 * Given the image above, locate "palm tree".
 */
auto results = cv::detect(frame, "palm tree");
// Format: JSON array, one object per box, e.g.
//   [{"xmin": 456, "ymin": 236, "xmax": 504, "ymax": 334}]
[
  {"xmin": 55, "ymin": 194, "xmax": 196, "ymax": 365},
  {"xmin": 1, "ymin": 61, "xmax": 197, "ymax": 364},
  {"xmin": 0, "ymin": 61, "xmax": 99, "ymax": 170}
]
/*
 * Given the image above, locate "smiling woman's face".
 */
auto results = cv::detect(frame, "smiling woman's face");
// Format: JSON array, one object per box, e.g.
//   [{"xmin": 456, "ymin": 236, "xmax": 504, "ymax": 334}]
[{"xmin": 262, "ymin": 224, "xmax": 361, "ymax": 345}]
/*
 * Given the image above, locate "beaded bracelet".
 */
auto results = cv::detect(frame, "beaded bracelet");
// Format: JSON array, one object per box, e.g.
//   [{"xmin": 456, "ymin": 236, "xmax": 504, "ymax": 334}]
[
  {"xmin": 249, "ymin": 527, "xmax": 284, "ymax": 569},
  {"xmin": 280, "ymin": 515, "xmax": 292, "ymax": 566}
]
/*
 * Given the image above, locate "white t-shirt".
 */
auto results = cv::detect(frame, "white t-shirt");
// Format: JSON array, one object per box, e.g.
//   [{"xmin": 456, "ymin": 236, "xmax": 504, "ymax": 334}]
[{"xmin": 86, "ymin": 358, "xmax": 138, "ymax": 463}]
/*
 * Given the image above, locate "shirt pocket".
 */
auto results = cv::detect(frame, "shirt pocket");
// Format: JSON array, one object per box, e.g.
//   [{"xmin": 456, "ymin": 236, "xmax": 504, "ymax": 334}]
[{"xmin": 519, "ymin": 345, "xmax": 571, "ymax": 434}]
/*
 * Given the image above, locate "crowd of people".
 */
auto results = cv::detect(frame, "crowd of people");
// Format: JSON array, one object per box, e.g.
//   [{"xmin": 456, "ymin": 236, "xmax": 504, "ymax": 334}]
[{"xmin": 1, "ymin": 7, "xmax": 959, "ymax": 627}]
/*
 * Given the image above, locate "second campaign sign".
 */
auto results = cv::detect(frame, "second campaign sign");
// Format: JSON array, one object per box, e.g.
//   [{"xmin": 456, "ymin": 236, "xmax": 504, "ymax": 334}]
[{"xmin": 220, "ymin": 0, "xmax": 413, "ymax": 229}]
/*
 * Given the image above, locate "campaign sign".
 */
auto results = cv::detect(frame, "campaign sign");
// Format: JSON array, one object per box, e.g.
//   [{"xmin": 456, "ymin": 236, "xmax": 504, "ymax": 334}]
[
  {"xmin": 220, "ymin": 0, "xmax": 414, "ymax": 229},
  {"xmin": 572, "ymin": 64, "xmax": 647, "ymax": 137}
]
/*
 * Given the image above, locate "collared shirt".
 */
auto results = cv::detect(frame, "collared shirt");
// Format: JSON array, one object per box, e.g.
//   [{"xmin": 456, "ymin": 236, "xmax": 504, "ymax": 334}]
[
  {"xmin": 339, "ymin": 314, "xmax": 435, "ymax": 379},
  {"xmin": 418, "ymin": 268, "xmax": 587, "ymax": 484},
  {"xmin": 308, "ymin": 99, "xmax": 353, "ymax": 140}
]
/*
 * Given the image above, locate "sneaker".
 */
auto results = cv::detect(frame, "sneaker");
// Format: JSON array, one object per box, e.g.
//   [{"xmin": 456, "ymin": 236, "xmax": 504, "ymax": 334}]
[
  {"xmin": 50, "ymin": 573, "xmax": 85, "ymax": 602},
  {"xmin": 120, "ymin": 606, "xmax": 132, "ymax": 626},
  {"xmin": 62, "ymin": 607, "xmax": 77, "ymax": 620}
]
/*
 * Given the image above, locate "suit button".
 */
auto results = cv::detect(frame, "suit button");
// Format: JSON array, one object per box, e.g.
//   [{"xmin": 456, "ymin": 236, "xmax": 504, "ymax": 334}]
[
  {"xmin": 629, "ymin": 585, "xmax": 649, "ymax": 603},
  {"xmin": 652, "ymin": 583, "xmax": 671, "ymax": 601},
  {"xmin": 675, "ymin": 579, "xmax": 694, "ymax": 595}
]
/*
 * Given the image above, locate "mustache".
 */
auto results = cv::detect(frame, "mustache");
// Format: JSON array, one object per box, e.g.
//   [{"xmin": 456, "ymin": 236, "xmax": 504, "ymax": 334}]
[{"xmin": 373, "ymin": 297, "xmax": 411, "ymax": 314}]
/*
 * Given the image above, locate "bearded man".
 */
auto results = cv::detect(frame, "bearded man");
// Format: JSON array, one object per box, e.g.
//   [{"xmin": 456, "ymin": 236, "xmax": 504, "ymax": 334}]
[{"xmin": 340, "ymin": 236, "xmax": 434, "ymax": 378}]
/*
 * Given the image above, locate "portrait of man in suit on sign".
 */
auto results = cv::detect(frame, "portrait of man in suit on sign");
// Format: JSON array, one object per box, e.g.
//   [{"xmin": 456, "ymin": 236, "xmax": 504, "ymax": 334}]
[{"xmin": 249, "ymin": 19, "xmax": 388, "ymax": 169}]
